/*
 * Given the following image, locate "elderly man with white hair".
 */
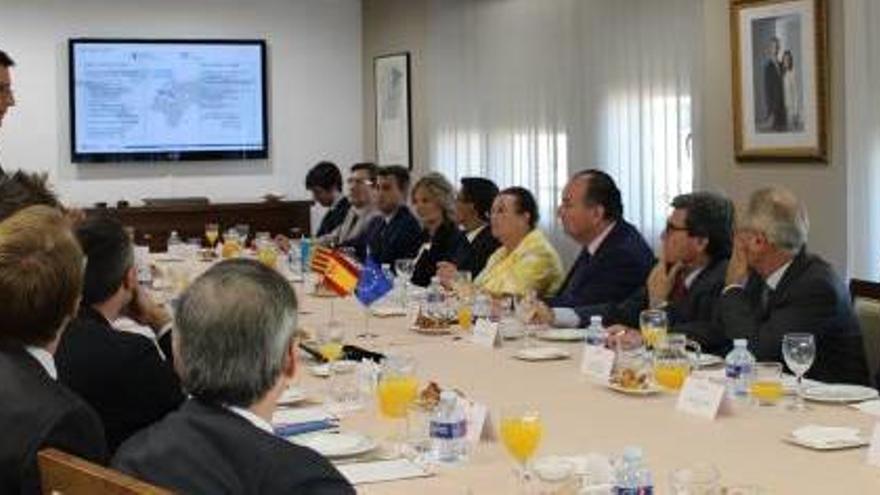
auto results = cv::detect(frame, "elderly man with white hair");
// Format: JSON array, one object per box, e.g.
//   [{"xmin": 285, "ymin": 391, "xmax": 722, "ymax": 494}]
[{"xmin": 719, "ymin": 187, "xmax": 868, "ymax": 385}]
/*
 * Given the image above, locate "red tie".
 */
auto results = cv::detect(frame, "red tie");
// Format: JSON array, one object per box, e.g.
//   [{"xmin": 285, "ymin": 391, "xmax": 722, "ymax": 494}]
[{"xmin": 669, "ymin": 269, "xmax": 688, "ymax": 304}]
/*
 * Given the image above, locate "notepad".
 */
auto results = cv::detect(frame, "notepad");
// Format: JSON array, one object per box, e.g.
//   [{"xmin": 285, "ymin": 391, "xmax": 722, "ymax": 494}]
[{"xmin": 337, "ymin": 459, "xmax": 432, "ymax": 485}]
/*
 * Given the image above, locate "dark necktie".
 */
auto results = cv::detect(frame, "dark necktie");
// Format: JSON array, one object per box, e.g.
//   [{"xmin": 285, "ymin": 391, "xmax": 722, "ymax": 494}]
[{"xmin": 669, "ymin": 269, "xmax": 688, "ymax": 305}]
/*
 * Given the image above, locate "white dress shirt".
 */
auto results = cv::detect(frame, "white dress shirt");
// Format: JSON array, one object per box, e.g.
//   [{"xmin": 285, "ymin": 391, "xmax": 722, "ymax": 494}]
[
  {"xmin": 225, "ymin": 405, "xmax": 274, "ymax": 435},
  {"xmin": 25, "ymin": 346, "xmax": 58, "ymax": 380}
]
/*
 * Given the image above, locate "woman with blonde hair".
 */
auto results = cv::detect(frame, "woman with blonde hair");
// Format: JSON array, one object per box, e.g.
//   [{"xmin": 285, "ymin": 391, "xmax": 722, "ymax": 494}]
[{"xmin": 409, "ymin": 172, "xmax": 474, "ymax": 287}]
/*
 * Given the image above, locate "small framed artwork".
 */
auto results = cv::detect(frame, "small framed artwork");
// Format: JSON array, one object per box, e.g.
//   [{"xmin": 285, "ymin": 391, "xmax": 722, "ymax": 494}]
[
  {"xmin": 730, "ymin": 0, "xmax": 828, "ymax": 161},
  {"xmin": 374, "ymin": 52, "xmax": 412, "ymax": 169}
]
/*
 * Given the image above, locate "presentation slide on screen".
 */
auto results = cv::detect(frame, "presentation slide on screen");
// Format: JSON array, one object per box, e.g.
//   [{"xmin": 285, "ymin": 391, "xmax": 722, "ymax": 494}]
[{"xmin": 72, "ymin": 42, "xmax": 265, "ymax": 155}]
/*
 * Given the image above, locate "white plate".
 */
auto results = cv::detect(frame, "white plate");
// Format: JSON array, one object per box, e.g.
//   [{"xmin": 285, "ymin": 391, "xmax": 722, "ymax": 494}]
[
  {"xmin": 687, "ymin": 352, "xmax": 724, "ymax": 368},
  {"xmin": 277, "ymin": 387, "xmax": 308, "ymax": 405},
  {"xmin": 371, "ymin": 306, "xmax": 407, "ymax": 318},
  {"xmin": 514, "ymin": 346, "xmax": 571, "ymax": 361},
  {"xmin": 784, "ymin": 426, "xmax": 869, "ymax": 450},
  {"xmin": 800, "ymin": 384, "xmax": 880, "ymax": 403},
  {"xmin": 606, "ymin": 382, "xmax": 662, "ymax": 396},
  {"xmin": 291, "ymin": 432, "xmax": 377, "ymax": 458},
  {"xmin": 309, "ymin": 364, "xmax": 331, "ymax": 378},
  {"xmin": 537, "ymin": 328, "xmax": 587, "ymax": 342}
]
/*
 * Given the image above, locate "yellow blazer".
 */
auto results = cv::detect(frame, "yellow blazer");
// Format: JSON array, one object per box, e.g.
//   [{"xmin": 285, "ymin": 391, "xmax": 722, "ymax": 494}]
[{"xmin": 474, "ymin": 229, "xmax": 564, "ymax": 298}]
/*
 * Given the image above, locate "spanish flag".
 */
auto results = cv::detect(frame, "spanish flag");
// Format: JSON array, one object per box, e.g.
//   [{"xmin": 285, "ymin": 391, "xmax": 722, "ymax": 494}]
[{"xmin": 310, "ymin": 247, "xmax": 360, "ymax": 296}]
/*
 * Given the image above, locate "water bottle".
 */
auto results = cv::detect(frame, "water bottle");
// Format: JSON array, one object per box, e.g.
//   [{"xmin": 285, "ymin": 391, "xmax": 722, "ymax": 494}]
[
  {"xmin": 724, "ymin": 339, "xmax": 756, "ymax": 400},
  {"xmin": 167, "ymin": 231, "xmax": 183, "ymax": 256},
  {"xmin": 287, "ymin": 238, "xmax": 302, "ymax": 277},
  {"xmin": 614, "ymin": 446, "xmax": 653, "ymax": 494},
  {"xmin": 473, "ymin": 291, "xmax": 491, "ymax": 321},
  {"xmin": 585, "ymin": 315, "xmax": 607, "ymax": 346},
  {"xmin": 299, "ymin": 236, "xmax": 312, "ymax": 273},
  {"xmin": 429, "ymin": 391, "xmax": 468, "ymax": 464}
]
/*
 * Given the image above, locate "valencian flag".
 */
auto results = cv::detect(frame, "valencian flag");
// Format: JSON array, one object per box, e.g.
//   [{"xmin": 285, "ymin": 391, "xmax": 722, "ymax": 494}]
[
  {"xmin": 310, "ymin": 246, "xmax": 360, "ymax": 296},
  {"xmin": 355, "ymin": 256, "xmax": 392, "ymax": 306}
]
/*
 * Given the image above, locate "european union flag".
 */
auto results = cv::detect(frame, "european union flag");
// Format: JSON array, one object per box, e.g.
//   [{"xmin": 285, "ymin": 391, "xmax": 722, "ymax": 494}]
[{"xmin": 355, "ymin": 256, "xmax": 393, "ymax": 306}]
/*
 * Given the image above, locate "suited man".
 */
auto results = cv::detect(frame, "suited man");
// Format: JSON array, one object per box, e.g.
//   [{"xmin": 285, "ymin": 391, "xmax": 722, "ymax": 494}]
[
  {"xmin": 306, "ymin": 161, "xmax": 350, "ymax": 237},
  {"xmin": 536, "ymin": 169, "xmax": 653, "ymax": 325},
  {"xmin": 0, "ymin": 206, "xmax": 107, "ymax": 495},
  {"xmin": 763, "ymin": 37, "xmax": 787, "ymax": 131},
  {"xmin": 720, "ymin": 187, "xmax": 868, "ymax": 385},
  {"xmin": 0, "ymin": 49, "xmax": 16, "ymax": 175},
  {"xmin": 56, "ymin": 217, "xmax": 184, "ymax": 452},
  {"xmin": 357, "ymin": 165, "xmax": 422, "ymax": 267},
  {"xmin": 323, "ymin": 162, "xmax": 380, "ymax": 246},
  {"xmin": 570, "ymin": 193, "xmax": 734, "ymax": 355},
  {"xmin": 114, "ymin": 259, "xmax": 354, "ymax": 494},
  {"xmin": 455, "ymin": 177, "xmax": 500, "ymax": 277}
]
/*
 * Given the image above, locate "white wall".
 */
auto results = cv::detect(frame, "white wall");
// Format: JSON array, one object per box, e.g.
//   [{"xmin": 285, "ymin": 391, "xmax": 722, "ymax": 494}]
[{"xmin": 0, "ymin": 0, "xmax": 362, "ymax": 207}]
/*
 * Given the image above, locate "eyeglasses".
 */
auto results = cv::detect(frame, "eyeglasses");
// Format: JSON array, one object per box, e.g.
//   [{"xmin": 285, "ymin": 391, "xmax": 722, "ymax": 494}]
[
  {"xmin": 664, "ymin": 222, "xmax": 689, "ymax": 234},
  {"xmin": 347, "ymin": 178, "xmax": 375, "ymax": 187}
]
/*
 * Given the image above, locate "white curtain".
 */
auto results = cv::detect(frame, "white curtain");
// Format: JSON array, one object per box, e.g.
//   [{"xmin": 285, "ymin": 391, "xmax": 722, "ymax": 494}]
[
  {"xmin": 425, "ymin": 0, "xmax": 702, "ymax": 262},
  {"xmin": 845, "ymin": 0, "xmax": 880, "ymax": 281}
]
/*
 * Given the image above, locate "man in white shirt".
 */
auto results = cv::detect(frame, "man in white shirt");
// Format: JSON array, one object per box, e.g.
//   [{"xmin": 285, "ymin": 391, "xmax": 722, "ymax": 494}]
[{"xmin": 0, "ymin": 206, "xmax": 107, "ymax": 494}]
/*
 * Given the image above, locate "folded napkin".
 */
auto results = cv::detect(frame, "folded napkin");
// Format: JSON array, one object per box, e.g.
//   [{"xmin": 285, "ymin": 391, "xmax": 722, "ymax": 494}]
[
  {"xmin": 336, "ymin": 459, "xmax": 432, "ymax": 485},
  {"xmin": 851, "ymin": 399, "xmax": 880, "ymax": 417},
  {"xmin": 792, "ymin": 425, "xmax": 863, "ymax": 445},
  {"xmin": 274, "ymin": 420, "xmax": 337, "ymax": 438}
]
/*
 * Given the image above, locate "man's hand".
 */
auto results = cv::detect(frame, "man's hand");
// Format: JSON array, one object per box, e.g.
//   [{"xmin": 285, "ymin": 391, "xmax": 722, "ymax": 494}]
[
  {"xmin": 531, "ymin": 301, "xmax": 555, "ymax": 326},
  {"xmin": 128, "ymin": 285, "xmax": 171, "ymax": 334},
  {"xmin": 604, "ymin": 324, "xmax": 642, "ymax": 349},
  {"xmin": 436, "ymin": 261, "xmax": 458, "ymax": 287},
  {"xmin": 646, "ymin": 250, "xmax": 683, "ymax": 308},
  {"xmin": 274, "ymin": 234, "xmax": 291, "ymax": 253},
  {"xmin": 725, "ymin": 232, "xmax": 750, "ymax": 286}
]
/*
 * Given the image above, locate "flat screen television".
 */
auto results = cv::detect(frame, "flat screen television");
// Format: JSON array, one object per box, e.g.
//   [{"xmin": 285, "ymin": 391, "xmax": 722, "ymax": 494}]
[{"xmin": 69, "ymin": 39, "xmax": 268, "ymax": 163}]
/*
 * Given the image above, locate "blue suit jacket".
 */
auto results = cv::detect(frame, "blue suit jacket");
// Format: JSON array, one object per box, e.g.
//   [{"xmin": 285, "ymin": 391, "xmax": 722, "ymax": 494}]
[
  {"xmin": 548, "ymin": 220, "xmax": 653, "ymax": 308},
  {"xmin": 358, "ymin": 206, "xmax": 423, "ymax": 267}
]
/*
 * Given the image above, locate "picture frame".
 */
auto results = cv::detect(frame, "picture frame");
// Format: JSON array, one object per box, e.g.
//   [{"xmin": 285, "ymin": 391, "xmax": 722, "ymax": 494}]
[
  {"xmin": 374, "ymin": 52, "xmax": 412, "ymax": 169},
  {"xmin": 730, "ymin": 0, "xmax": 828, "ymax": 162}
]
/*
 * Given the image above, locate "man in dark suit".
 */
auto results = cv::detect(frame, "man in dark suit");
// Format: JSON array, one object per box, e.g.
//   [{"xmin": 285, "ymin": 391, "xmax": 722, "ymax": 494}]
[
  {"xmin": 357, "ymin": 165, "xmax": 422, "ymax": 267},
  {"xmin": 0, "ymin": 49, "xmax": 16, "ymax": 175},
  {"xmin": 763, "ymin": 37, "xmax": 787, "ymax": 131},
  {"xmin": 306, "ymin": 161, "xmax": 350, "ymax": 237},
  {"xmin": 113, "ymin": 259, "xmax": 354, "ymax": 494},
  {"xmin": 719, "ymin": 187, "xmax": 868, "ymax": 385},
  {"xmin": 56, "ymin": 217, "xmax": 184, "ymax": 452},
  {"xmin": 454, "ymin": 177, "xmax": 500, "ymax": 277},
  {"xmin": 0, "ymin": 206, "xmax": 107, "ymax": 495},
  {"xmin": 536, "ymin": 170, "xmax": 653, "ymax": 325},
  {"xmin": 567, "ymin": 192, "xmax": 735, "ymax": 355}
]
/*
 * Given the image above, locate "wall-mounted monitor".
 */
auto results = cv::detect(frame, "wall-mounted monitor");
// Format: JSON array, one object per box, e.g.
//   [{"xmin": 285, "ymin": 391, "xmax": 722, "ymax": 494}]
[{"xmin": 69, "ymin": 38, "xmax": 269, "ymax": 163}]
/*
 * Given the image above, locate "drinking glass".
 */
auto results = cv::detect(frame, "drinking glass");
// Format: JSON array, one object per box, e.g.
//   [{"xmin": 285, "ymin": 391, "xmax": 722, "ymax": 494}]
[
  {"xmin": 377, "ymin": 355, "xmax": 419, "ymax": 456},
  {"xmin": 749, "ymin": 362, "xmax": 784, "ymax": 406},
  {"xmin": 395, "ymin": 258, "xmax": 415, "ymax": 305},
  {"xmin": 782, "ymin": 333, "xmax": 815, "ymax": 412},
  {"xmin": 235, "ymin": 223, "xmax": 251, "ymax": 247},
  {"xmin": 205, "ymin": 222, "xmax": 219, "ymax": 247},
  {"xmin": 499, "ymin": 406, "xmax": 543, "ymax": 493},
  {"xmin": 639, "ymin": 309, "xmax": 668, "ymax": 350},
  {"xmin": 670, "ymin": 463, "xmax": 721, "ymax": 495},
  {"xmin": 515, "ymin": 290, "xmax": 539, "ymax": 348}
]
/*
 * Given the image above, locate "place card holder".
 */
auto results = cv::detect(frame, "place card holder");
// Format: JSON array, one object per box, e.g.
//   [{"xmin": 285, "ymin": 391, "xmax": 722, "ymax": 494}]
[
  {"xmin": 579, "ymin": 344, "xmax": 616, "ymax": 382},
  {"xmin": 470, "ymin": 319, "xmax": 500, "ymax": 348},
  {"xmin": 676, "ymin": 376, "xmax": 731, "ymax": 420}
]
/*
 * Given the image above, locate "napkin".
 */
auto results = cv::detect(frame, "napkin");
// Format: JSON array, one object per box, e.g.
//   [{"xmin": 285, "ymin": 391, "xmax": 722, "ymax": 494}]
[
  {"xmin": 336, "ymin": 459, "xmax": 432, "ymax": 485},
  {"xmin": 851, "ymin": 399, "xmax": 880, "ymax": 417},
  {"xmin": 272, "ymin": 406, "xmax": 335, "ymax": 426},
  {"xmin": 792, "ymin": 425, "xmax": 862, "ymax": 445}
]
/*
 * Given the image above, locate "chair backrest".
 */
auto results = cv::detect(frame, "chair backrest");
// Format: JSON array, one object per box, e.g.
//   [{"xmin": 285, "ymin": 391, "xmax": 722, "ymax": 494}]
[
  {"xmin": 38, "ymin": 449, "xmax": 172, "ymax": 495},
  {"xmin": 850, "ymin": 279, "xmax": 880, "ymax": 387}
]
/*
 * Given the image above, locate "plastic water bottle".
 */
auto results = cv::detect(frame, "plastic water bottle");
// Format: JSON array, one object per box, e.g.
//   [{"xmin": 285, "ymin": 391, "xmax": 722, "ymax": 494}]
[
  {"xmin": 429, "ymin": 391, "xmax": 468, "ymax": 464},
  {"xmin": 724, "ymin": 339, "xmax": 756, "ymax": 400},
  {"xmin": 614, "ymin": 446, "xmax": 653, "ymax": 494},
  {"xmin": 299, "ymin": 236, "xmax": 312, "ymax": 273},
  {"xmin": 585, "ymin": 315, "xmax": 607, "ymax": 346},
  {"xmin": 473, "ymin": 292, "xmax": 491, "ymax": 321},
  {"xmin": 167, "ymin": 231, "xmax": 183, "ymax": 256},
  {"xmin": 287, "ymin": 238, "xmax": 302, "ymax": 277}
]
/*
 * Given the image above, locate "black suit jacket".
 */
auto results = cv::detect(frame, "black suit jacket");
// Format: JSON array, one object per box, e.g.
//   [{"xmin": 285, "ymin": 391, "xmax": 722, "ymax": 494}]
[
  {"xmin": 410, "ymin": 221, "xmax": 474, "ymax": 287},
  {"xmin": 113, "ymin": 399, "xmax": 354, "ymax": 495},
  {"xmin": 575, "ymin": 259, "xmax": 730, "ymax": 354},
  {"xmin": 359, "ymin": 206, "xmax": 423, "ymax": 267},
  {"xmin": 718, "ymin": 250, "xmax": 868, "ymax": 385},
  {"xmin": 316, "ymin": 197, "xmax": 351, "ymax": 238},
  {"xmin": 548, "ymin": 221, "xmax": 653, "ymax": 308},
  {"xmin": 0, "ymin": 343, "xmax": 107, "ymax": 495},
  {"xmin": 56, "ymin": 306, "xmax": 184, "ymax": 453},
  {"xmin": 467, "ymin": 225, "xmax": 500, "ymax": 278}
]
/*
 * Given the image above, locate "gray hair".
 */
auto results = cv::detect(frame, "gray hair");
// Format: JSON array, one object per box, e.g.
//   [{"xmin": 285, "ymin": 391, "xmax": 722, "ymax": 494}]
[
  {"xmin": 174, "ymin": 259, "xmax": 298, "ymax": 407},
  {"xmin": 411, "ymin": 172, "xmax": 456, "ymax": 222},
  {"xmin": 743, "ymin": 187, "xmax": 809, "ymax": 254}
]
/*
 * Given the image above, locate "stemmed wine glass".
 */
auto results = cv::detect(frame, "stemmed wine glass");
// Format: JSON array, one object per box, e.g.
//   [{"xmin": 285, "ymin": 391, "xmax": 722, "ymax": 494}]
[
  {"xmin": 782, "ymin": 333, "xmax": 816, "ymax": 412},
  {"xmin": 500, "ymin": 406, "xmax": 543, "ymax": 493}
]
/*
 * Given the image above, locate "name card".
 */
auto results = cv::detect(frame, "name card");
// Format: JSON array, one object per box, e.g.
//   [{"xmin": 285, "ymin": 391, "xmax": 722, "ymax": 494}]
[
  {"xmin": 579, "ymin": 345, "xmax": 616, "ymax": 381},
  {"xmin": 470, "ymin": 319, "xmax": 500, "ymax": 348},
  {"xmin": 867, "ymin": 423, "xmax": 880, "ymax": 468},
  {"xmin": 464, "ymin": 401, "xmax": 495, "ymax": 444},
  {"xmin": 676, "ymin": 377, "xmax": 729, "ymax": 420}
]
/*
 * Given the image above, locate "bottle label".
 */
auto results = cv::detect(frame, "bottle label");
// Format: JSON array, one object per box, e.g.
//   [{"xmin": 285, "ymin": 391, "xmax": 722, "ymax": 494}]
[
  {"xmin": 430, "ymin": 420, "xmax": 467, "ymax": 439},
  {"xmin": 614, "ymin": 488, "xmax": 653, "ymax": 495}
]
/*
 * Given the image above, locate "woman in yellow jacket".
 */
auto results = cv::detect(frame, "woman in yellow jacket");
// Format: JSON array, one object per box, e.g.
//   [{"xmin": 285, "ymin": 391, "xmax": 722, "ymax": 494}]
[{"xmin": 474, "ymin": 187, "xmax": 564, "ymax": 298}]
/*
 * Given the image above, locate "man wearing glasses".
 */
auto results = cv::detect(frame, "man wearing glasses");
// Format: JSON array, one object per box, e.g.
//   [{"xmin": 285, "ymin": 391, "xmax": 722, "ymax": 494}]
[
  {"xmin": 322, "ymin": 162, "xmax": 380, "ymax": 247},
  {"xmin": 0, "ymin": 49, "xmax": 17, "ymax": 175}
]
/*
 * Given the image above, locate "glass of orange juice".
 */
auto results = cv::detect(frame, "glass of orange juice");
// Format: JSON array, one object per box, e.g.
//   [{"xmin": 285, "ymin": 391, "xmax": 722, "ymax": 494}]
[
  {"xmin": 654, "ymin": 364, "xmax": 690, "ymax": 391},
  {"xmin": 500, "ymin": 406, "xmax": 543, "ymax": 492},
  {"xmin": 377, "ymin": 355, "xmax": 419, "ymax": 455},
  {"xmin": 750, "ymin": 362, "xmax": 783, "ymax": 406},
  {"xmin": 639, "ymin": 309, "xmax": 667, "ymax": 350}
]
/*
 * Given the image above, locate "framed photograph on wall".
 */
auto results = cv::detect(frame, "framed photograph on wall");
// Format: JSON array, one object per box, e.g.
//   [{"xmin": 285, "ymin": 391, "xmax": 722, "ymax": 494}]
[
  {"xmin": 731, "ymin": 0, "xmax": 828, "ymax": 161},
  {"xmin": 374, "ymin": 52, "xmax": 412, "ymax": 169}
]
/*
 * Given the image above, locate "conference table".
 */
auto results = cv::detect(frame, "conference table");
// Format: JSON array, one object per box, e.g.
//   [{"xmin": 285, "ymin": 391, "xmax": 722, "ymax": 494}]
[
  {"xmin": 292, "ymin": 289, "xmax": 880, "ymax": 494},
  {"xmin": 152, "ymin": 256, "xmax": 880, "ymax": 493}
]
